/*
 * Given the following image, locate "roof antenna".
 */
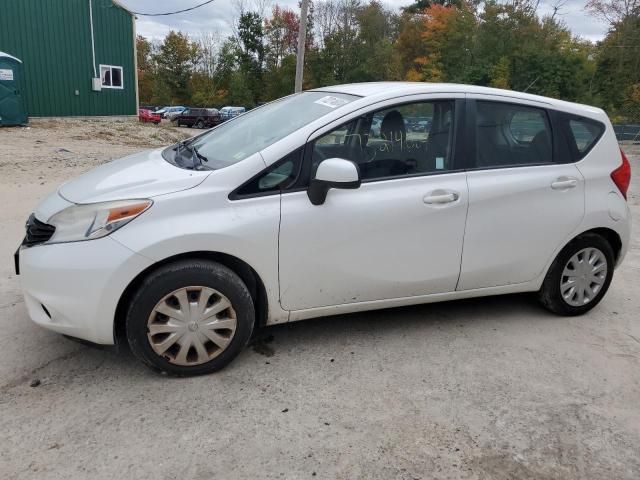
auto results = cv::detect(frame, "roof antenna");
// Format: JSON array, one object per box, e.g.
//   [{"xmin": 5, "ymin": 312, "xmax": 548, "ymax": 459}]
[{"xmin": 523, "ymin": 76, "xmax": 540, "ymax": 93}]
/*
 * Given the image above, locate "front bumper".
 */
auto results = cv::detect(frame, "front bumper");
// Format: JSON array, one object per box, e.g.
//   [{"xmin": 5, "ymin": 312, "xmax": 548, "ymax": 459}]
[{"xmin": 18, "ymin": 237, "xmax": 153, "ymax": 344}]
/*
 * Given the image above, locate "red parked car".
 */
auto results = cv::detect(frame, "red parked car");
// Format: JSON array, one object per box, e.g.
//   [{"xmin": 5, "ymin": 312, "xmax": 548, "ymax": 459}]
[{"xmin": 139, "ymin": 109, "xmax": 161, "ymax": 124}]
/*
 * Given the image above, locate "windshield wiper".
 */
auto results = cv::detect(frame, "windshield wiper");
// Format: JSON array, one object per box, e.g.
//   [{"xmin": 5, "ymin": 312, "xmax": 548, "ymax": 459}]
[
  {"xmin": 179, "ymin": 142, "xmax": 209, "ymax": 170},
  {"xmin": 191, "ymin": 145, "xmax": 209, "ymax": 166},
  {"xmin": 171, "ymin": 139, "xmax": 209, "ymax": 170},
  {"xmin": 175, "ymin": 139, "xmax": 189, "ymax": 152}
]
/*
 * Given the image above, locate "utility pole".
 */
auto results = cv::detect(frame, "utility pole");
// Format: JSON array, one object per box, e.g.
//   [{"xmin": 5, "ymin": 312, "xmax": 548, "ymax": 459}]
[{"xmin": 294, "ymin": 0, "xmax": 309, "ymax": 93}]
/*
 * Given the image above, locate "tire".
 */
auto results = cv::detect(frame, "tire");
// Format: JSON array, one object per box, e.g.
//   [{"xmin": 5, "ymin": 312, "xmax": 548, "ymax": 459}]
[
  {"xmin": 126, "ymin": 259, "xmax": 255, "ymax": 376},
  {"xmin": 537, "ymin": 233, "xmax": 615, "ymax": 316},
  {"xmin": 196, "ymin": 120, "xmax": 204, "ymax": 129}
]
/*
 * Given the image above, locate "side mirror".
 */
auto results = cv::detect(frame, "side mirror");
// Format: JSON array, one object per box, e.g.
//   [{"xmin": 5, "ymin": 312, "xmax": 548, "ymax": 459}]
[{"xmin": 307, "ymin": 158, "xmax": 361, "ymax": 205}]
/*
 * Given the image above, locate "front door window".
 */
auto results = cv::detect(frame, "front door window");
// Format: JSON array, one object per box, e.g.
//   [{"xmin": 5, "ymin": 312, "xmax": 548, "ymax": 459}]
[{"xmin": 312, "ymin": 100, "xmax": 455, "ymax": 181}]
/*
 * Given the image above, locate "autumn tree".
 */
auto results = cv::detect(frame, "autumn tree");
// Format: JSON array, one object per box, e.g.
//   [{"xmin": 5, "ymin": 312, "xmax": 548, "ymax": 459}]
[
  {"xmin": 136, "ymin": 35, "xmax": 154, "ymax": 104},
  {"xmin": 264, "ymin": 5, "xmax": 299, "ymax": 68},
  {"xmin": 153, "ymin": 31, "xmax": 200, "ymax": 104},
  {"xmin": 135, "ymin": 0, "xmax": 635, "ymax": 120}
]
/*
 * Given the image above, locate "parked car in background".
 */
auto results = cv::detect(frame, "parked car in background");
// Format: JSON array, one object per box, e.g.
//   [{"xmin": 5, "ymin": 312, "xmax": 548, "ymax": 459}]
[
  {"xmin": 173, "ymin": 108, "xmax": 221, "ymax": 129},
  {"xmin": 138, "ymin": 109, "xmax": 161, "ymax": 125},
  {"xmin": 16, "ymin": 83, "xmax": 631, "ymax": 376},
  {"xmin": 165, "ymin": 110, "xmax": 183, "ymax": 122},
  {"xmin": 219, "ymin": 106, "xmax": 246, "ymax": 121},
  {"xmin": 155, "ymin": 106, "xmax": 185, "ymax": 119},
  {"xmin": 411, "ymin": 118, "xmax": 432, "ymax": 132},
  {"xmin": 154, "ymin": 106, "xmax": 169, "ymax": 116}
]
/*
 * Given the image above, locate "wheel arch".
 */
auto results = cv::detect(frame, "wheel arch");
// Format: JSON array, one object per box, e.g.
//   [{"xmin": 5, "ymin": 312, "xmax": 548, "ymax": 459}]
[
  {"xmin": 113, "ymin": 251, "xmax": 268, "ymax": 346},
  {"xmin": 575, "ymin": 227, "xmax": 622, "ymax": 263},
  {"xmin": 542, "ymin": 226, "xmax": 623, "ymax": 285}
]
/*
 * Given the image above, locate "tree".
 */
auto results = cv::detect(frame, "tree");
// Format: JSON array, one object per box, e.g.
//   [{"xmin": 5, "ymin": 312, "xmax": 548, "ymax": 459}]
[
  {"xmin": 153, "ymin": 31, "xmax": 200, "ymax": 104},
  {"xmin": 586, "ymin": 0, "xmax": 640, "ymax": 24},
  {"xmin": 591, "ymin": 12, "xmax": 640, "ymax": 118},
  {"xmin": 264, "ymin": 5, "xmax": 299, "ymax": 68},
  {"xmin": 136, "ymin": 35, "xmax": 154, "ymax": 104},
  {"xmin": 236, "ymin": 11, "xmax": 265, "ymax": 104},
  {"xmin": 135, "ymin": 0, "xmax": 632, "ymax": 119},
  {"xmin": 490, "ymin": 56, "xmax": 511, "ymax": 89},
  {"xmin": 401, "ymin": 0, "xmax": 466, "ymax": 15}
]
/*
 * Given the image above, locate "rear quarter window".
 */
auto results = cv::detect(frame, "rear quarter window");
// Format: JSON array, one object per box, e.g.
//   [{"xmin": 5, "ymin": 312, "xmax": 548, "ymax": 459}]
[
  {"xmin": 570, "ymin": 119, "xmax": 604, "ymax": 153},
  {"xmin": 559, "ymin": 114, "xmax": 605, "ymax": 161}
]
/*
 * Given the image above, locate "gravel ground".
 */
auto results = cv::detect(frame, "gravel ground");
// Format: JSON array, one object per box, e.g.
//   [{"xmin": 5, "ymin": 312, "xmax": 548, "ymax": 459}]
[{"xmin": 0, "ymin": 120, "xmax": 639, "ymax": 480}]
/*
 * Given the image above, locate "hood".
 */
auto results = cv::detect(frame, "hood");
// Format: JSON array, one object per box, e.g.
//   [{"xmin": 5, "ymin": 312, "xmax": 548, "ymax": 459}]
[{"xmin": 58, "ymin": 148, "xmax": 211, "ymax": 204}]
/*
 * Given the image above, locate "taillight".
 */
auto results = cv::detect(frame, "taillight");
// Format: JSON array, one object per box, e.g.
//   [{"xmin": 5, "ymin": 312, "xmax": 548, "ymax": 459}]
[{"xmin": 611, "ymin": 148, "xmax": 631, "ymax": 200}]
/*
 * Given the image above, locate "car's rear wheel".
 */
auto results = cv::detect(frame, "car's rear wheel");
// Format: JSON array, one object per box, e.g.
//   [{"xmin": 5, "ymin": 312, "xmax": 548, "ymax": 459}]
[
  {"xmin": 126, "ymin": 260, "xmax": 255, "ymax": 375},
  {"xmin": 538, "ymin": 233, "xmax": 614, "ymax": 316},
  {"xmin": 196, "ymin": 119, "xmax": 204, "ymax": 129}
]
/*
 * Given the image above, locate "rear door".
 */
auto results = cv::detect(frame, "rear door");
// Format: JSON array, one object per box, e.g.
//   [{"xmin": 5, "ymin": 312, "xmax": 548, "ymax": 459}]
[{"xmin": 457, "ymin": 96, "xmax": 585, "ymax": 290}]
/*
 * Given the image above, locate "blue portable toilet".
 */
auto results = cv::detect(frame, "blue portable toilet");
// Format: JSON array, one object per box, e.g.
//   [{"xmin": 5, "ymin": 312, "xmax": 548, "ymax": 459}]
[{"xmin": 0, "ymin": 51, "xmax": 28, "ymax": 126}]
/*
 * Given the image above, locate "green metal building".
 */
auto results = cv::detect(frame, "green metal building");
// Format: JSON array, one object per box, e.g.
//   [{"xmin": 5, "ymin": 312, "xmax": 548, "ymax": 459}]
[{"xmin": 0, "ymin": 0, "xmax": 137, "ymax": 117}]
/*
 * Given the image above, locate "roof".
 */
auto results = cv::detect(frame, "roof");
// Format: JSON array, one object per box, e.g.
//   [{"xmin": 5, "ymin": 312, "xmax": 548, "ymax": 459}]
[
  {"xmin": 0, "ymin": 51, "xmax": 22, "ymax": 63},
  {"xmin": 111, "ymin": 0, "xmax": 134, "ymax": 16},
  {"xmin": 312, "ymin": 82, "xmax": 605, "ymax": 118}
]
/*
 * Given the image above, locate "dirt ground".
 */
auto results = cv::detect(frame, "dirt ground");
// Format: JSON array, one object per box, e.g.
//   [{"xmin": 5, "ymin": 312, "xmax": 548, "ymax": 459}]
[{"xmin": 0, "ymin": 119, "xmax": 639, "ymax": 480}]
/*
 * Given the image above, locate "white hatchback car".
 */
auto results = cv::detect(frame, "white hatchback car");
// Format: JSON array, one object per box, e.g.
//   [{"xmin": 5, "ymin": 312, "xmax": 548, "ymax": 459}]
[{"xmin": 17, "ymin": 83, "xmax": 631, "ymax": 375}]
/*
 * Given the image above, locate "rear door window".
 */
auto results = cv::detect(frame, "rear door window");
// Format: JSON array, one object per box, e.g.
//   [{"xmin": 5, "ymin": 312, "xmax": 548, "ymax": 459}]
[{"xmin": 474, "ymin": 101, "xmax": 553, "ymax": 168}]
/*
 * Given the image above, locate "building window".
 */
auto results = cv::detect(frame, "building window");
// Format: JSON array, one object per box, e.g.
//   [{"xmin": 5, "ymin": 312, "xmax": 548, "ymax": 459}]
[{"xmin": 100, "ymin": 65, "xmax": 123, "ymax": 89}]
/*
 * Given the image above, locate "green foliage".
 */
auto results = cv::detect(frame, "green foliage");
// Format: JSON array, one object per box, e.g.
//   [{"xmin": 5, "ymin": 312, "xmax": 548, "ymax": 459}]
[
  {"xmin": 591, "ymin": 14, "xmax": 640, "ymax": 119},
  {"xmin": 490, "ymin": 57, "xmax": 510, "ymax": 89},
  {"xmin": 153, "ymin": 31, "xmax": 200, "ymax": 104},
  {"xmin": 135, "ymin": 0, "xmax": 639, "ymax": 121}
]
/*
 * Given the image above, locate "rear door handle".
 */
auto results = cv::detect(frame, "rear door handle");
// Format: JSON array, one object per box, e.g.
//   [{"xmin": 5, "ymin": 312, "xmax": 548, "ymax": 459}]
[
  {"xmin": 423, "ymin": 192, "xmax": 459, "ymax": 204},
  {"xmin": 551, "ymin": 177, "xmax": 578, "ymax": 190}
]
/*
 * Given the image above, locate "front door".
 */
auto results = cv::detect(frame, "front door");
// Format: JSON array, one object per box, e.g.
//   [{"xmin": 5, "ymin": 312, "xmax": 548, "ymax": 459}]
[{"xmin": 279, "ymin": 96, "xmax": 469, "ymax": 311}]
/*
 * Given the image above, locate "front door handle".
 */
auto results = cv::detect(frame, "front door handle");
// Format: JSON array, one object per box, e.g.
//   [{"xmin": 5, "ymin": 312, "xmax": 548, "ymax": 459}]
[
  {"xmin": 423, "ymin": 192, "xmax": 459, "ymax": 204},
  {"xmin": 551, "ymin": 177, "xmax": 578, "ymax": 190}
]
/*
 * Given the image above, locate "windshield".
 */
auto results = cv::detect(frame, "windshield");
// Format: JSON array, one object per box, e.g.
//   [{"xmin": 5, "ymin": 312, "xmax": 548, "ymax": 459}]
[{"xmin": 182, "ymin": 92, "xmax": 358, "ymax": 169}]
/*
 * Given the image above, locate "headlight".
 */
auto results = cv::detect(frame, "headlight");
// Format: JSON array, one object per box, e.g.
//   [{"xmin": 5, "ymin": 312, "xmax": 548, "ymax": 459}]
[{"xmin": 47, "ymin": 199, "xmax": 152, "ymax": 244}]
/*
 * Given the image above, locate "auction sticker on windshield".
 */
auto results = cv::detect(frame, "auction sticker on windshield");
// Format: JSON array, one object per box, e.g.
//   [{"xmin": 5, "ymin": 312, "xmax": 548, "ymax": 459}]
[{"xmin": 314, "ymin": 96, "xmax": 350, "ymax": 109}]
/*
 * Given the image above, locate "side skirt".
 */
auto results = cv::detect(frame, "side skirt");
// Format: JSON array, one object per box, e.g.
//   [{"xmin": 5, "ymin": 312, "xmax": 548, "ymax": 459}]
[{"xmin": 284, "ymin": 279, "xmax": 542, "ymax": 323}]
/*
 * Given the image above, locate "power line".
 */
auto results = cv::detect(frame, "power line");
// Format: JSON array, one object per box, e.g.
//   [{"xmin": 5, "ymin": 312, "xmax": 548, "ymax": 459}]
[{"xmin": 128, "ymin": 0, "xmax": 216, "ymax": 16}]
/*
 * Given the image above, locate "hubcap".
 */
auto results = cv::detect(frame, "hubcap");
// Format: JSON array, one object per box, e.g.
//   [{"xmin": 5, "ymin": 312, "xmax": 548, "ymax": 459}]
[
  {"xmin": 560, "ymin": 247, "xmax": 608, "ymax": 307},
  {"xmin": 147, "ymin": 286, "xmax": 237, "ymax": 366}
]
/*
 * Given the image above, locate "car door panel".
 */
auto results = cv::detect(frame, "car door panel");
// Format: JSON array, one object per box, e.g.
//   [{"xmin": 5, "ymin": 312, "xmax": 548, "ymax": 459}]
[
  {"xmin": 277, "ymin": 94, "xmax": 469, "ymax": 311},
  {"xmin": 279, "ymin": 173, "xmax": 469, "ymax": 311},
  {"xmin": 457, "ymin": 96, "xmax": 585, "ymax": 291},
  {"xmin": 458, "ymin": 164, "xmax": 584, "ymax": 290}
]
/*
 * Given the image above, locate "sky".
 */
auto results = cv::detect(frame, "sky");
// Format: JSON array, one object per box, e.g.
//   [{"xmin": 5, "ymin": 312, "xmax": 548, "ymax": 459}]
[{"xmin": 118, "ymin": 0, "xmax": 610, "ymax": 43}]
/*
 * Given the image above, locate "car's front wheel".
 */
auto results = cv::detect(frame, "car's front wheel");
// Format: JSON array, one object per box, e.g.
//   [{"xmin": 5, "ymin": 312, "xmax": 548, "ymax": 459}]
[
  {"xmin": 126, "ymin": 260, "xmax": 255, "ymax": 375},
  {"xmin": 538, "ymin": 233, "xmax": 615, "ymax": 316}
]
